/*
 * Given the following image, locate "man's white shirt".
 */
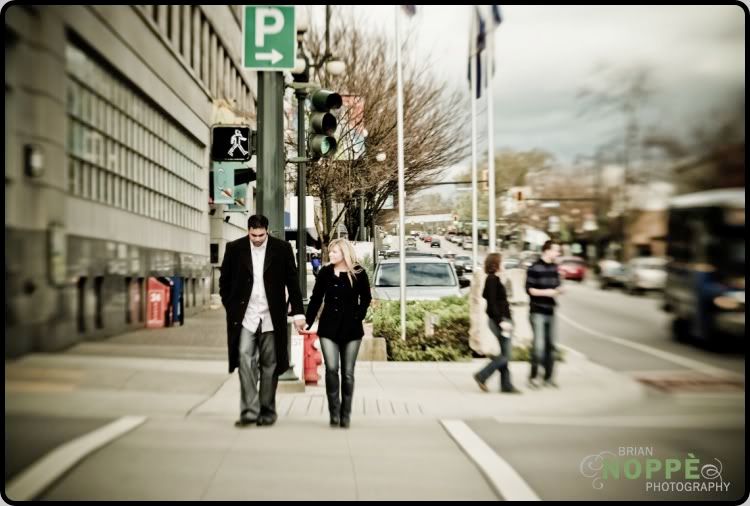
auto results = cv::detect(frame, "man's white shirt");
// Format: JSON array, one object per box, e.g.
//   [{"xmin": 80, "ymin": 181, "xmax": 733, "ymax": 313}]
[{"xmin": 241, "ymin": 237, "xmax": 305, "ymax": 333}]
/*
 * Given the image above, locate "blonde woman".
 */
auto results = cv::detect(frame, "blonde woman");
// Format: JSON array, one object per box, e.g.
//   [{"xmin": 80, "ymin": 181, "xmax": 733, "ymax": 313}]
[{"xmin": 305, "ymin": 238, "xmax": 372, "ymax": 428}]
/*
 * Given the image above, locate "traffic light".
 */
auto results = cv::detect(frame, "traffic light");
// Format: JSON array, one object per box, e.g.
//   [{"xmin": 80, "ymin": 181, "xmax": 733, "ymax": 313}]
[
  {"xmin": 308, "ymin": 89, "xmax": 342, "ymax": 160},
  {"xmin": 516, "ymin": 190, "xmax": 523, "ymax": 202}
]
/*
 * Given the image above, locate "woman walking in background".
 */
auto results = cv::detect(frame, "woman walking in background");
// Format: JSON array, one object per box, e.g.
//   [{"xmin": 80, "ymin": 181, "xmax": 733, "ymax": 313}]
[{"xmin": 473, "ymin": 253, "xmax": 521, "ymax": 394}]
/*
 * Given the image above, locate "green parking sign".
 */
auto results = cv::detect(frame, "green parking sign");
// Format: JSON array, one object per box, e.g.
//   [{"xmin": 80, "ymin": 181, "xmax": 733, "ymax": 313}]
[{"xmin": 243, "ymin": 6, "xmax": 296, "ymax": 71}]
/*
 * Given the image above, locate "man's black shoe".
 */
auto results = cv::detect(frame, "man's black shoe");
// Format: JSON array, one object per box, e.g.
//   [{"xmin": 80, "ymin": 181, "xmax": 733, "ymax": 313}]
[
  {"xmin": 501, "ymin": 386, "xmax": 522, "ymax": 394},
  {"xmin": 257, "ymin": 414, "xmax": 277, "ymax": 426},
  {"xmin": 339, "ymin": 417, "xmax": 351, "ymax": 429},
  {"xmin": 330, "ymin": 415, "xmax": 340, "ymax": 427},
  {"xmin": 234, "ymin": 418, "xmax": 256, "ymax": 428}
]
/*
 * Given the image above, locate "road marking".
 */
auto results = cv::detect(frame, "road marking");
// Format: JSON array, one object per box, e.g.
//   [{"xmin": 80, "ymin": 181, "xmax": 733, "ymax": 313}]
[
  {"xmin": 557, "ymin": 312, "xmax": 737, "ymax": 378},
  {"xmin": 6, "ymin": 415, "xmax": 147, "ymax": 501},
  {"xmin": 492, "ymin": 414, "xmax": 744, "ymax": 429},
  {"xmin": 440, "ymin": 419, "xmax": 540, "ymax": 501},
  {"xmin": 558, "ymin": 344, "xmax": 587, "ymax": 360}
]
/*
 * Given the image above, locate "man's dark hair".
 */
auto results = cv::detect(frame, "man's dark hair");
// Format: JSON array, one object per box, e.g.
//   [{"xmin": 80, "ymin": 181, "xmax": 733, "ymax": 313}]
[
  {"xmin": 247, "ymin": 215, "xmax": 269, "ymax": 230},
  {"xmin": 541, "ymin": 240, "xmax": 558, "ymax": 253}
]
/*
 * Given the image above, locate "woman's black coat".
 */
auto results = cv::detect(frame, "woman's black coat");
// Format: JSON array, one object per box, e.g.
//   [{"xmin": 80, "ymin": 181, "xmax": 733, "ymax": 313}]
[{"xmin": 305, "ymin": 264, "xmax": 372, "ymax": 344}]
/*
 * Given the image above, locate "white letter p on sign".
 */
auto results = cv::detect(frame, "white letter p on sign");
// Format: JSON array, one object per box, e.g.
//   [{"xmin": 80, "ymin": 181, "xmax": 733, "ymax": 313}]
[{"xmin": 256, "ymin": 8, "xmax": 284, "ymax": 47}]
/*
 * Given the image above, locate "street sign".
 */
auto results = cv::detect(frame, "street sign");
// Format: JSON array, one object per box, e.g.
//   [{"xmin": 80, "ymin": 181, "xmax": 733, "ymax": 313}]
[
  {"xmin": 243, "ymin": 6, "xmax": 296, "ymax": 70},
  {"xmin": 211, "ymin": 125, "xmax": 252, "ymax": 161}
]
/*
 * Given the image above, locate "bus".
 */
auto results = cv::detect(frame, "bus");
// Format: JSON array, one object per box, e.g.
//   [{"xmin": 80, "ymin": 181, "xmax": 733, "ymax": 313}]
[{"xmin": 662, "ymin": 188, "xmax": 745, "ymax": 345}]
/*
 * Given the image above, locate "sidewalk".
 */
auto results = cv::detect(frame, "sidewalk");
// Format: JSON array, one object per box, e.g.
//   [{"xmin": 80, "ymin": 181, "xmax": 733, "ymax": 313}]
[{"xmin": 5, "ymin": 309, "xmax": 649, "ymax": 500}]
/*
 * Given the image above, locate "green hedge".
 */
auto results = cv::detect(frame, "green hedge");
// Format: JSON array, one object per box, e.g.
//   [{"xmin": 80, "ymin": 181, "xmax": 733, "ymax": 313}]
[{"xmin": 368, "ymin": 295, "xmax": 564, "ymax": 362}]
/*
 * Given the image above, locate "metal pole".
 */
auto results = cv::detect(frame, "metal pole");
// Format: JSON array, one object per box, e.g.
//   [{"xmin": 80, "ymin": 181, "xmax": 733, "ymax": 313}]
[
  {"xmin": 259, "ymin": 71, "xmax": 296, "ymax": 381},
  {"xmin": 296, "ymin": 88, "xmax": 308, "ymax": 304},
  {"xmin": 256, "ymin": 72, "xmax": 285, "ymax": 238},
  {"xmin": 486, "ymin": 14, "xmax": 497, "ymax": 253},
  {"xmin": 359, "ymin": 194, "xmax": 366, "ymax": 241},
  {"xmin": 470, "ymin": 35, "xmax": 479, "ymax": 270},
  {"xmin": 395, "ymin": 6, "xmax": 407, "ymax": 341}
]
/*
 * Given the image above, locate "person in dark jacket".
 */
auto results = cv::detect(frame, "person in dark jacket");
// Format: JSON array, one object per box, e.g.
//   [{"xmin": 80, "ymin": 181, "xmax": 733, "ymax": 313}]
[
  {"xmin": 473, "ymin": 253, "xmax": 521, "ymax": 394},
  {"xmin": 305, "ymin": 238, "xmax": 372, "ymax": 428},
  {"xmin": 311, "ymin": 254, "xmax": 322, "ymax": 277},
  {"xmin": 525, "ymin": 240, "xmax": 562, "ymax": 388},
  {"xmin": 219, "ymin": 215, "xmax": 306, "ymax": 428}
]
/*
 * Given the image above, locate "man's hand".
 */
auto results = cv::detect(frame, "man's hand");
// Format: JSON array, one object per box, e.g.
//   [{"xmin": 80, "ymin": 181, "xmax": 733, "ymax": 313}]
[{"xmin": 294, "ymin": 319, "xmax": 307, "ymax": 332}]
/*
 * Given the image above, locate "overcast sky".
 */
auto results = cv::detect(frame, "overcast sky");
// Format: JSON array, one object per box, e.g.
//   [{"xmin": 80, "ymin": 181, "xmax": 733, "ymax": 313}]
[{"xmin": 307, "ymin": 5, "xmax": 744, "ymax": 193}]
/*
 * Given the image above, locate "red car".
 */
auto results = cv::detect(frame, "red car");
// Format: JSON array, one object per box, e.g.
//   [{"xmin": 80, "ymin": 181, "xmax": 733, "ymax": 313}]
[
  {"xmin": 558, "ymin": 256, "xmax": 587, "ymax": 282},
  {"xmin": 424, "ymin": 236, "xmax": 432, "ymax": 243}
]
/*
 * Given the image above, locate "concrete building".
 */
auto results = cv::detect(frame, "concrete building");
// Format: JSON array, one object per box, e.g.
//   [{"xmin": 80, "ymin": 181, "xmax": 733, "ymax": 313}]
[{"xmin": 5, "ymin": 6, "xmax": 257, "ymax": 357}]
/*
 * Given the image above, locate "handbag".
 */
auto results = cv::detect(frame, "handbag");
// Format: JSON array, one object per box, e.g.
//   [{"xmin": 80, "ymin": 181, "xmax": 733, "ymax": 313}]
[{"xmin": 468, "ymin": 271, "xmax": 501, "ymax": 357}]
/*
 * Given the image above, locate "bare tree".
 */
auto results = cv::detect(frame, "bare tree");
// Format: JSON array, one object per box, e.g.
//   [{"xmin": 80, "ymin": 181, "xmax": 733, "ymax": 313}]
[{"xmin": 288, "ymin": 9, "xmax": 470, "ymax": 260}]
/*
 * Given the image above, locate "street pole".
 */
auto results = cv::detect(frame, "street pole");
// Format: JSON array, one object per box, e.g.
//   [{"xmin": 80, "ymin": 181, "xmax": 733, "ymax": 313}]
[
  {"xmin": 470, "ymin": 36, "xmax": 479, "ymax": 270},
  {"xmin": 486, "ymin": 16, "xmax": 497, "ymax": 253},
  {"xmin": 296, "ymin": 88, "xmax": 308, "ymax": 304},
  {"xmin": 395, "ymin": 6, "xmax": 407, "ymax": 341},
  {"xmin": 359, "ymin": 194, "xmax": 366, "ymax": 241},
  {"xmin": 257, "ymin": 72, "xmax": 285, "ymax": 239},
  {"xmin": 259, "ymin": 74, "xmax": 294, "ymax": 382}
]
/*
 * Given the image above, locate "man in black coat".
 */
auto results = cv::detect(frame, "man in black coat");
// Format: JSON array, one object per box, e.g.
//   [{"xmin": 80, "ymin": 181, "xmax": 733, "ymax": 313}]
[{"xmin": 219, "ymin": 215, "xmax": 306, "ymax": 427}]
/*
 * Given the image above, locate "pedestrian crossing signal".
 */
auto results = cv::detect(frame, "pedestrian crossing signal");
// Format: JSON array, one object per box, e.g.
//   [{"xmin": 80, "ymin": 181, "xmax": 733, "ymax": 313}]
[{"xmin": 211, "ymin": 125, "xmax": 254, "ymax": 161}]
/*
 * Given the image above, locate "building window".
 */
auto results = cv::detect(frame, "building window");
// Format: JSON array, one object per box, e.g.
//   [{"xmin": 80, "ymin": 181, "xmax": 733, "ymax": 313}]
[
  {"xmin": 210, "ymin": 243, "xmax": 218, "ymax": 264},
  {"xmin": 65, "ymin": 41, "xmax": 205, "ymax": 226}
]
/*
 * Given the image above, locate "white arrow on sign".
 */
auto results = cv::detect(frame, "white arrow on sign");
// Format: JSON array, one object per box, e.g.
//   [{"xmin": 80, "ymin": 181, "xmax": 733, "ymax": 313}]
[{"xmin": 256, "ymin": 48, "xmax": 283, "ymax": 65}]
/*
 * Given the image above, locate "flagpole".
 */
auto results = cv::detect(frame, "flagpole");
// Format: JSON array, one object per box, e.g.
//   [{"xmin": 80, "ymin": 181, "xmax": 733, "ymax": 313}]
[
  {"xmin": 470, "ymin": 17, "xmax": 479, "ymax": 270},
  {"xmin": 395, "ymin": 6, "xmax": 407, "ymax": 341},
  {"xmin": 486, "ymin": 7, "xmax": 497, "ymax": 254}
]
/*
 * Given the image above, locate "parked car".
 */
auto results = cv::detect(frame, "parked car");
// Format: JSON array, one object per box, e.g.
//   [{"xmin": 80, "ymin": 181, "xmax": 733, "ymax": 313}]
[
  {"xmin": 625, "ymin": 257, "xmax": 668, "ymax": 294},
  {"xmin": 372, "ymin": 257, "xmax": 469, "ymax": 301},
  {"xmin": 521, "ymin": 252, "xmax": 541, "ymax": 269},
  {"xmin": 558, "ymin": 256, "xmax": 587, "ymax": 282},
  {"xmin": 454, "ymin": 255, "xmax": 474, "ymax": 273},
  {"xmin": 424, "ymin": 236, "xmax": 432, "ymax": 243},
  {"xmin": 503, "ymin": 257, "xmax": 521, "ymax": 270},
  {"xmin": 598, "ymin": 259, "xmax": 627, "ymax": 289},
  {"xmin": 462, "ymin": 237, "xmax": 472, "ymax": 250},
  {"xmin": 430, "ymin": 239, "xmax": 441, "ymax": 248},
  {"xmin": 405, "ymin": 251, "xmax": 442, "ymax": 258},
  {"xmin": 442, "ymin": 253, "xmax": 457, "ymax": 262}
]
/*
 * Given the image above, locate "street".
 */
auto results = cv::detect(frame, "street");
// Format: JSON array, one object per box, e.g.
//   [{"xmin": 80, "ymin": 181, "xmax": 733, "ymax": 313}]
[
  {"xmin": 368, "ymin": 233, "xmax": 745, "ymax": 501},
  {"xmin": 6, "ymin": 241, "xmax": 744, "ymax": 501}
]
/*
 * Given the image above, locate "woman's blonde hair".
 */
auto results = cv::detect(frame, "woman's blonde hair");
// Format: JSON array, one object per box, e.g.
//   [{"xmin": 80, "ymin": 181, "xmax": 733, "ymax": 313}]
[{"xmin": 328, "ymin": 238, "xmax": 364, "ymax": 285}]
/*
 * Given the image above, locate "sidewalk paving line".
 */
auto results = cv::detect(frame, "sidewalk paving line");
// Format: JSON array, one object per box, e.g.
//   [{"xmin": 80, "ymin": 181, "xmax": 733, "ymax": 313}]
[
  {"xmin": 440, "ymin": 419, "xmax": 541, "ymax": 501},
  {"xmin": 5, "ymin": 415, "xmax": 147, "ymax": 501},
  {"xmin": 557, "ymin": 312, "xmax": 738, "ymax": 378}
]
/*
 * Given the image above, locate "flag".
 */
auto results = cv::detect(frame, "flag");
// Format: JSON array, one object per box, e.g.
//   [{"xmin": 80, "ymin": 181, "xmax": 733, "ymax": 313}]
[
  {"xmin": 467, "ymin": 5, "xmax": 501, "ymax": 99},
  {"xmin": 401, "ymin": 5, "xmax": 416, "ymax": 16},
  {"xmin": 491, "ymin": 5, "xmax": 502, "ymax": 27}
]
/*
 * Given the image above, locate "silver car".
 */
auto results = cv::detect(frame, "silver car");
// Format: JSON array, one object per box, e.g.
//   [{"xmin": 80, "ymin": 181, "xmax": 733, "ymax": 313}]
[
  {"xmin": 454, "ymin": 255, "xmax": 474, "ymax": 273},
  {"xmin": 625, "ymin": 257, "xmax": 668, "ymax": 294},
  {"xmin": 371, "ymin": 257, "xmax": 469, "ymax": 301}
]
